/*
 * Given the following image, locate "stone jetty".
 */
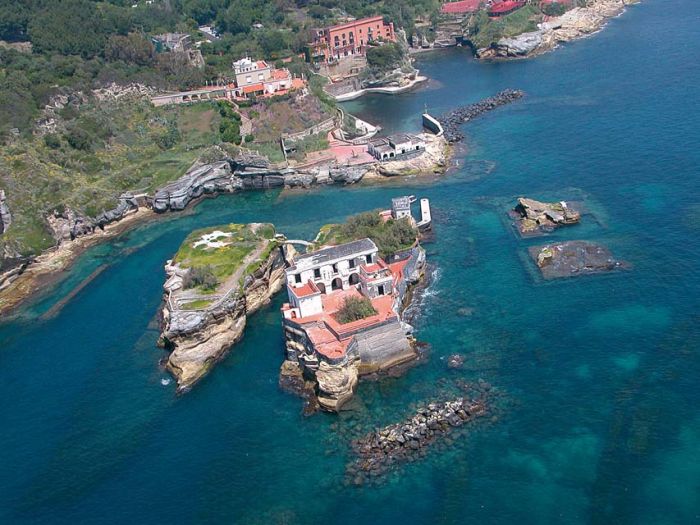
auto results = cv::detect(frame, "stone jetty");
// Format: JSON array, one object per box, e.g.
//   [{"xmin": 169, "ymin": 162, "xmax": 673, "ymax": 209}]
[
  {"xmin": 347, "ymin": 397, "xmax": 488, "ymax": 484},
  {"xmin": 438, "ymin": 89, "xmax": 524, "ymax": 143}
]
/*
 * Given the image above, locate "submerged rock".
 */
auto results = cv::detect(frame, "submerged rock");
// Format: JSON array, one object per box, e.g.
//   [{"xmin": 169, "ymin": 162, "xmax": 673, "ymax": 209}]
[{"xmin": 530, "ymin": 240, "xmax": 627, "ymax": 279}]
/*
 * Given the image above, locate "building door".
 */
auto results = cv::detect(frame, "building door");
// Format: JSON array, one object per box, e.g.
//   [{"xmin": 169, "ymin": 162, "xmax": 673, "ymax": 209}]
[{"xmin": 332, "ymin": 278, "xmax": 343, "ymax": 291}]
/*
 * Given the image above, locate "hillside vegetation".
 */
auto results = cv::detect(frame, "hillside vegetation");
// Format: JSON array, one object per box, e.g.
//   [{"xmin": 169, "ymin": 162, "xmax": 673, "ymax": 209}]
[
  {"xmin": 0, "ymin": 98, "xmax": 224, "ymax": 257},
  {"xmin": 317, "ymin": 210, "xmax": 417, "ymax": 259}
]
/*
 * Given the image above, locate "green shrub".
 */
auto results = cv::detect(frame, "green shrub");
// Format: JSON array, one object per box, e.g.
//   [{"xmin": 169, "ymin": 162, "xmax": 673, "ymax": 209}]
[
  {"xmin": 244, "ymin": 134, "xmax": 254, "ymax": 143},
  {"xmin": 66, "ymin": 127, "xmax": 93, "ymax": 151},
  {"xmin": 183, "ymin": 265, "xmax": 218, "ymax": 291},
  {"xmin": 44, "ymin": 133, "xmax": 62, "ymax": 149},
  {"xmin": 336, "ymin": 296, "xmax": 377, "ymax": 324}
]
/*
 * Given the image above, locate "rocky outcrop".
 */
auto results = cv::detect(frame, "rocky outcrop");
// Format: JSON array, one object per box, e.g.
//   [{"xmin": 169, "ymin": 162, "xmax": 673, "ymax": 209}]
[
  {"xmin": 316, "ymin": 360, "xmax": 360, "ymax": 412},
  {"xmin": 477, "ymin": 0, "xmax": 639, "ymax": 59},
  {"xmin": 159, "ymin": 245, "xmax": 288, "ymax": 392},
  {"xmin": 512, "ymin": 197, "xmax": 581, "ymax": 236},
  {"xmin": 46, "ymin": 207, "xmax": 96, "ymax": 242},
  {"xmin": 374, "ymin": 134, "xmax": 448, "ymax": 177},
  {"xmin": 347, "ymin": 397, "xmax": 489, "ymax": 484},
  {"xmin": 0, "ymin": 190, "xmax": 11, "ymax": 235},
  {"xmin": 530, "ymin": 240, "xmax": 627, "ymax": 279},
  {"xmin": 153, "ymin": 160, "xmax": 240, "ymax": 212},
  {"xmin": 438, "ymin": 89, "xmax": 525, "ymax": 143}
]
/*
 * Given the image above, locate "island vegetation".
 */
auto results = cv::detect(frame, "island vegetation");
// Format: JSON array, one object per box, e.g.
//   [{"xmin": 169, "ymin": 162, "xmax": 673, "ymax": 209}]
[{"xmin": 316, "ymin": 210, "xmax": 417, "ymax": 259}]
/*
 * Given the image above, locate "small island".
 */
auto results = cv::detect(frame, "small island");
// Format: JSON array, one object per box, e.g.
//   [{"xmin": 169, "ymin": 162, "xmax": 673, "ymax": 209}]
[
  {"xmin": 279, "ymin": 197, "xmax": 431, "ymax": 412},
  {"xmin": 157, "ymin": 223, "xmax": 289, "ymax": 392},
  {"xmin": 511, "ymin": 197, "xmax": 581, "ymax": 236},
  {"xmin": 530, "ymin": 240, "xmax": 626, "ymax": 279}
]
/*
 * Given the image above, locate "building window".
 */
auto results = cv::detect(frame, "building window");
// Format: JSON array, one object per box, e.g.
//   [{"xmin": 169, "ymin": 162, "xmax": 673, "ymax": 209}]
[
  {"xmin": 378, "ymin": 284, "xmax": 385, "ymax": 295},
  {"xmin": 332, "ymin": 263, "xmax": 338, "ymax": 273},
  {"xmin": 348, "ymin": 258, "xmax": 355, "ymax": 269},
  {"xmin": 365, "ymin": 254, "xmax": 372, "ymax": 263},
  {"xmin": 294, "ymin": 273, "xmax": 301, "ymax": 284},
  {"xmin": 314, "ymin": 268, "xmax": 321, "ymax": 279}
]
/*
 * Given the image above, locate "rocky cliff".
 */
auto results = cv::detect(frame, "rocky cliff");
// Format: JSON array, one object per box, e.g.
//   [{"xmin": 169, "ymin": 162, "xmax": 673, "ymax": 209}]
[
  {"xmin": 0, "ymin": 190, "xmax": 10, "ymax": 235},
  {"xmin": 158, "ymin": 240, "xmax": 290, "ymax": 392},
  {"xmin": 476, "ymin": 0, "xmax": 639, "ymax": 59}
]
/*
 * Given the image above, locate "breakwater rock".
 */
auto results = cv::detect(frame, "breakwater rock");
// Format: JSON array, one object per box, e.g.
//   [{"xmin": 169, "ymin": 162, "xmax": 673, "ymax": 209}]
[
  {"xmin": 347, "ymin": 397, "xmax": 488, "ymax": 484},
  {"xmin": 438, "ymin": 89, "xmax": 524, "ymax": 143}
]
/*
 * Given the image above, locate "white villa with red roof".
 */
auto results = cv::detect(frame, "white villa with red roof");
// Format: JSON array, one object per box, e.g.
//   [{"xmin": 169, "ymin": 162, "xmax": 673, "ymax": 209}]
[{"xmin": 280, "ymin": 202, "xmax": 429, "ymax": 411}]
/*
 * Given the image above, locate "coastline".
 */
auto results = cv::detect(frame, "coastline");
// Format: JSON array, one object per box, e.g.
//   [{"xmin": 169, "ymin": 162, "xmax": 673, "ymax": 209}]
[
  {"xmin": 333, "ymin": 75, "xmax": 428, "ymax": 102},
  {"xmin": 0, "ymin": 206, "xmax": 156, "ymax": 318},
  {"xmin": 414, "ymin": 0, "xmax": 638, "ymax": 61},
  {"xmin": 0, "ymin": 140, "xmax": 451, "ymax": 318}
]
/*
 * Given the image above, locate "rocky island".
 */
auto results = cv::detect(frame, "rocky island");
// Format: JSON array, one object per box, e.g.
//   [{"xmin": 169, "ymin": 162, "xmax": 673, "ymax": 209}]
[
  {"xmin": 530, "ymin": 240, "xmax": 627, "ymax": 279},
  {"xmin": 511, "ymin": 197, "xmax": 581, "ymax": 236},
  {"xmin": 157, "ymin": 223, "xmax": 290, "ymax": 391},
  {"xmin": 279, "ymin": 197, "xmax": 431, "ymax": 412}
]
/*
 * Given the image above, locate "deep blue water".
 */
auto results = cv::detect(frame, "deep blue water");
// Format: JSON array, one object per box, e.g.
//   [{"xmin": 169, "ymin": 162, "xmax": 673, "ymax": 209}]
[{"xmin": 2, "ymin": 1, "xmax": 700, "ymax": 523}]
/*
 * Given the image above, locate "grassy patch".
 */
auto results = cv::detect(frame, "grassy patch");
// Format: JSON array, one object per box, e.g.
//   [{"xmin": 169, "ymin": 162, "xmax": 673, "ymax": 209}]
[
  {"xmin": 181, "ymin": 299, "xmax": 214, "ymax": 310},
  {"xmin": 466, "ymin": 5, "xmax": 543, "ymax": 49},
  {"xmin": 173, "ymin": 223, "xmax": 275, "ymax": 291}
]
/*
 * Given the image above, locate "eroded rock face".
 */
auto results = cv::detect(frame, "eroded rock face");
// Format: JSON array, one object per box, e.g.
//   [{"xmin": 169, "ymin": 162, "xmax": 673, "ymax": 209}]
[
  {"xmin": 159, "ymin": 246, "xmax": 288, "ymax": 392},
  {"xmin": 513, "ymin": 197, "xmax": 581, "ymax": 236},
  {"xmin": 316, "ymin": 360, "xmax": 360, "ymax": 412},
  {"xmin": 46, "ymin": 207, "xmax": 95, "ymax": 242},
  {"xmin": 483, "ymin": 31, "xmax": 544, "ymax": 58},
  {"xmin": 153, "ymin": 161, "xmax": 239, "ymax": 212},
  {"xmin": 476, "ymin": 0, "xmax": 636, "ymax": 59},
  {"xmin": 0, "ymin": 190, "xmax": 11, "ymax": 235}
]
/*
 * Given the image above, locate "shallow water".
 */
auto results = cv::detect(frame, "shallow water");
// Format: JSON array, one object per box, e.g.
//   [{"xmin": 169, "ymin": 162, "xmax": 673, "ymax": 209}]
[{"xmin": 2, "ymin": 1, "xmax": 700, "ymax": 523}]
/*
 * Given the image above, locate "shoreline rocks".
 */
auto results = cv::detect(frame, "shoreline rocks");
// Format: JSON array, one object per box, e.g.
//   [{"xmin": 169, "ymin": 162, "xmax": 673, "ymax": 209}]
[
  {"xmin": 476, "ymin": 0, "xmax": 639, "ymax": 60},
  {"xmin": 438, "ymin": 89, "xmax": 525, "ymax": 143}
]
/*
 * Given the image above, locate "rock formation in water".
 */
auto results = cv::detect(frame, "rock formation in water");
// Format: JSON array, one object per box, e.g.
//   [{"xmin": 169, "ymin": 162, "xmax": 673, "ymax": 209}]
[
  {"xmin": 531, "ymin": 240, "xmax": 627, "ymax": 279},
  {"xmin": 158, "ymin": 225, "xmax": 293, "ymax": 391},
  {"xmin": 512, "ymin": 197, "xmax": 581, "ymax": 236}
]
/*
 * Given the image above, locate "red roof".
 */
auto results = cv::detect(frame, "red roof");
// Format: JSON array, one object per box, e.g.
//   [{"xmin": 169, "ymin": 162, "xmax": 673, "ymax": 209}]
[
  {"xmin": 290, "ymin": 280, "xmax": 320, "ymax": 298},
  {"xmin": 242, "ymin": 83, "xmax": 264, "ymax": 94},
  {"xmin": 441, "ymin": 0, "xmax": 481, "ymax": 14},
  {"xmin": 489, "ymin": 0, "xmax": 526, "ymax": 14},
  {"xmin": 272, "ymin": 68, "xmax": 291, "ymax": 81}
]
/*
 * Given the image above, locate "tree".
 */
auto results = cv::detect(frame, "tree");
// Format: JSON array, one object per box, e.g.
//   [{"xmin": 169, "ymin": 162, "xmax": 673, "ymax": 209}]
[
  {"xmin": 105, "ymin": 33, "xmax": 155, "ymax": 66},
  {"xmin": 336, "ymin": 296, "xmax": 378, "ymax": 324},
  {"xmin": 28, "ymin": 0, "xmax": 108, "ymax": 58}
]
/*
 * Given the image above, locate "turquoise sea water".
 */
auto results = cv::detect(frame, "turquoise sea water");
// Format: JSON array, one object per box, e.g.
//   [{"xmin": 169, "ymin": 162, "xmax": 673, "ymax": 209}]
[{"xmin": 2, "ymin": 1, "xmax": 700, "ymax": 523}]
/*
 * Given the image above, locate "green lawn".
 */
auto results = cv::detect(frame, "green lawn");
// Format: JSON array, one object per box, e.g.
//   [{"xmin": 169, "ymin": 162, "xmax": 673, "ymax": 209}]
[{"xmin": 173, "ymin": 223, "xmax": 275, "ymax": 290}]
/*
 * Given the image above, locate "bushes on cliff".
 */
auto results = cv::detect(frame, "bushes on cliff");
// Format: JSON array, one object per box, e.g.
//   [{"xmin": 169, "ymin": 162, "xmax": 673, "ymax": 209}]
[
  {"xmin": 366, "ymin": 42, "xmax": 404, "ymax": 72},
  {"xmin": 336, "ymin": 296, "xmax": 377, "ymax": 324},
  {"xmin": 333, "ymin": 211, "xmax": 417, "ymax": 259},
  {"xmin": 183, "ymin": 265, "xmax": 218, "ymax": 291}
]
